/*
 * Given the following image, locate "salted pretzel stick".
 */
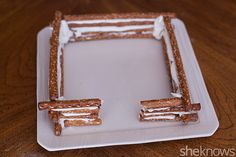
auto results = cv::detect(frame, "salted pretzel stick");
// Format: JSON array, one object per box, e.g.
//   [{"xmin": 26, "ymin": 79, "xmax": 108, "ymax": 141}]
[
  {"xmin": 55, "ymin": 123, "xmax": 62, "ymax": 136},
  {"xmin": 176, "ymin": 113, "xmax": 198, "ymax": 122},
  {"xmin": 64, "ymin": 12, "xmax": 176, "ymax": 21},
  {"xmin": 38, "ymin": 98, "xmax": 102, "ymax": 110},
  {"xmin": 49, "ymin": 11, "xmax": 62, "ymax": 100},
  {"xmin": 49, "ymin": 106, "xmax": 101, "ymax": 125},
  {"xmin": 141, "ymin": 103, "xmax": 201, "ymax": 113},
  {"xmin": 141, "ymin": 97, "xmax": 182, "ymax": 108},
  {"xmin": 48, "ymin": 110, "xmax": 60, "ymax": 122},
  {"xmin": 164, "ymin": 17, "xmax": 192, "ymax": 111},
  {"xmin": 60, "ymin": 49, "xmax": 64, "ymax": 97},
  {"xmin": 64, "ymin": 118, "xmax": 102, "ymax": 127}
]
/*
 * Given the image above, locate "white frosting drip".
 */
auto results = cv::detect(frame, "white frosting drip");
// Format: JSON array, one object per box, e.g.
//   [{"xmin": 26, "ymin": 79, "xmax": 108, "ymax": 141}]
[
  {"xmin": 59, "ymin": 119, "xmax": 65, "ymax": 128},
  {"xmin": 56, "ymin": 20, "xmax": 73, "ymax": 99},
  {"xmin": 144, "ymin": 115, "xmax": 176, "ymax": 120},
  {"xmin": 67, "ymin": 18, "xmax": 155, "ymax": 24},
  {"xmin": 57, "ymin": 96, "xmax": 64, "ymax": 100},
  {"xmin": 152, "ymin": 16, "xmax": 165, "ymax": 39},
  {"xmin": 59, "ymin": 20, "xmax": 73, "ymax": 44},
  {"xmin": 144, "ymin": 111, "xmax": 196, "ymax": 116},
  {"xmin": 62, "ymin": 112, "xmax": 91, "ymax": 116},
  {"xmin": 153, "ymin": 16, "xmax": 181, "ymax": 97},
  {"xmin": 142, "ymin": 31, "xmax": 153, "ymax": 34},
  {"xmin": 71, "ymin": 25, "xmax": 154, "ymax": 38},
  {"xmin": 144, "ymin": 107, "xmax": 170, "ymax": 112},
  {"xmin": 52, "ymin": 106, "xmax": 98, "ymax": 111},
  {"xmin": 171, "ymin": 92, "xmax": 182, "ymax": 98},
  {"xmin": 109, "ymin": 31, "xmax": 138, "ymax": 36},
  {"xmin": 163, "ymin": 26, "xmax": 181, "ymax": 96}
]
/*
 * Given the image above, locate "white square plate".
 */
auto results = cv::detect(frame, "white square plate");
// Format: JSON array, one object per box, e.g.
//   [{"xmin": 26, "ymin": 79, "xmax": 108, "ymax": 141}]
[{"xmin": 37, "ymin": 19, "xmax": 219, "ymax": 151}]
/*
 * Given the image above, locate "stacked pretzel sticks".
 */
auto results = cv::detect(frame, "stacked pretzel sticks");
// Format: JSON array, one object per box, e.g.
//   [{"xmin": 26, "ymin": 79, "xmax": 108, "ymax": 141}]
[
  {"xmin": 38, "ymin": 99, "xmax": 102, "ymax": 136},
  {"xmin": 64, "ymin": 12, "xmax": 176, "ymax": 41},
  {"xmin": 139, "ymin": 98, "xmax": 200, "ymax": 122},
  {"xmin": 139, "ymin": 16, "xmax": 201, "ymax": 122}
]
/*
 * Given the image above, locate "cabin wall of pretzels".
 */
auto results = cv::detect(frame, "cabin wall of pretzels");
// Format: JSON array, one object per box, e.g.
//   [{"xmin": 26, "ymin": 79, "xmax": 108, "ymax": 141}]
[{"xmin": 38, "ymin": 11, "xmax": 200, "ymax": 136}]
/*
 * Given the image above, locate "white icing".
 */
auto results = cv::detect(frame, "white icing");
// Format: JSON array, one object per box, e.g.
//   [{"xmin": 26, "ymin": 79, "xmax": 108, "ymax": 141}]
[
  {"xmin": 171, "ymin": 92, "xmax": 182, "ymax": 98},
  {"xmin": 144, "ymin": 115, "xmax": 176, "ymax": 120},
  {"xmin": 74, "ymin": 31, "xmax": 81, "ymax": 38},
  {"xmin": 153, "ymin": 16, "xmax": 165, "ymax": 39},
  {"xmin": 59, "ymin": 20, "xmax": 73, "ymax": 44},
  {"xmin": 67, "ymin": 18, "xmax": 155, "ymax": 24},
  {"xmin": 57, "ymin": 96, "xmax": 64, "ymax": 100},
  {"xmin": 109, "ymin": 31, "xmax": 137, "ymax": 36},
  {"xmin": 59, "ymin": 119, "xmax": 65, "ymax": 128},
  {"xmin": 80, "ymin": 33, "xmax": 96, "ymax": 37},
  {"xmin": 163, "ymin": 28, "xmax": 181, "ymax": 96},
  {"xmin": 142, "ymin": 31, "xmax": 153, "ymax": 34},
  {"xmin": 144, "ymin": 111, "xmax": 196, "ymax": 116},
  {"xmin": 62, "ymin": 112, "xmax": 91, "ymax": 116},
  {"xmin": 144, "ymin": 107, "xmax": 170, "ymax": 112},
  {"xmin": 71, "ymin": 25, "xmax": 154, "ymax": 37},
  {"xmin": 52, "ymin": 106, "xmax": 98, "ymax": 111},
  {"xmin": 56, "ymin": 20, "xmax": 73, "ymax": 98}
]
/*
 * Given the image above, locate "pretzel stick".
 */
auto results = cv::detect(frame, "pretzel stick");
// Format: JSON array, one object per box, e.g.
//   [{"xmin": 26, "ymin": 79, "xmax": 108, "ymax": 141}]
[
  {"xmin": 164, "ymin": 17, "xmax": 192, "ymax": 111},
  {"xmin": 64, "ymin": 12, "xmax": 176, "ymax": 21},
  {"xmin": 176, "ymin": 113, "xmax": 199, "ymax": 122},
  {"xmin": 141, "ymin": 97, "xmax": 182, "ymax": 108},
  {"xmin": 55, "ymin": 123, "xmax": 62, "ymax": 136},
  {"xmin": 38, "ymin": 98, "xmax": 101, "ymax": 110},
  {"xmin": 64, "ymin": 118, "xmax": 102, "ymax": 127},
  {"xmin": 49, "ymin": 11, "xmax": 62, "ymax": 100},
  {"xmin": 59, "ymin": 108, "xmax": 100, "ymax": 114},
  {"xmin": 48, "ymin": 110, "xmax": 60, "ymax": 122},
  {"xmin": 141, "ymin": 103, "xmax": 201, "ymax": 113}
]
